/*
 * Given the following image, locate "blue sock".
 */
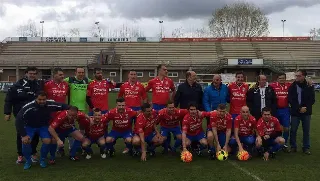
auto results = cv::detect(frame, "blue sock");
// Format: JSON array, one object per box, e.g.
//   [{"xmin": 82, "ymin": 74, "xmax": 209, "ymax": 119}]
[
  {"xmin": 40, "ymin": 143, "xmax": 49, "ymax": 161},
  {"xmin": 283, "ymin": 131, "xmax": 289, "ymax": 144},
  {"xmin": 84, "ymin": 146, "xmax": 93, "ymax": 154},
  {"xmin": 209, "ymin": 146, "xmax": 215, "ymax": 152},
  {"xmin": 22, "ymin": 144, "xmax": 32, "ymax": 163},
  {"xmin": 174, "ymin": 139, "xmax": 182, "ymax": 149},
  {"xmin": 50, "ymin": 144, "xmax": 57, "ymax": 160},
  {"xmin": 70, "ymin": 140, "xmax": 81, "ymax": 157},
  {"xmin": 125, "ymin": 142, "xmax": 133, "ymax": 150},
  {"xmin": 106, "ymin": 142, "xmax": 114, "ymax": 150},
  {"xmin": 199, "ymin": 144, "xmax": 207, "ymax": 151},
  {"xmin": 147, "ymin": 143, "xmax": 155, "ymax": 152},
  {"xmin": 270, "ymin": 143, "xmax": 281, "ymax": 153},
  {"xmin": 125, "ymin": 142, "xmax": 130, "ymax": 149}
]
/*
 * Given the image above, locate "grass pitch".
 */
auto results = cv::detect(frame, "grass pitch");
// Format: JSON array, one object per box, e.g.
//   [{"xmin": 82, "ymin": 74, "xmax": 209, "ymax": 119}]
[{"xmin": 0, "ymin": 93, "xmax": 320, "ymax": 181}]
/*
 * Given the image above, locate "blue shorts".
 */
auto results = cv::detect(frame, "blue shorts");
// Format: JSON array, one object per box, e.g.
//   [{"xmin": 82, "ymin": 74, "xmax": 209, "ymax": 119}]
[
  {"xmin": 88, "ymin": 136, "xmax": 105, "ymax": 145},
  {"xmin": 187, "ymin": 132, "xmax": 206, "ymax": 142},
  {"xmin": 25, "ymin": 126, "xmax": 51, "ymax": 139},
  {"xmin": 152, "ymin": 104, "xmax": 166, "ymax": 112},
  {"xmin": 108, "ymin": 130, "xmax": 132, "ymax": 140},
  {"xmin": 56, "ymin": 127, "xmax": 77, "ymax": 140},
  {"xmin": 160, "ymin": 126, "xmax": 182, "ymax": 137},
  {"xmin": 145, "ymin": 131, "xmax": 157, "ymax": 143},
  {"xmin": 229, "ymin": 135, "xmax": 255, "ymax": 146},
  {"xmin": 130, "ymin": 107, "xmax": 141, "ymax": 111},
  {"xmin": 88, "ymin": 110, "xmax": 108, "ymax": 116},
  {"xmin": 217, "ymin": 132, "xmax": 227, "ymax": 146},
  {"xmin": 276, "ymin": 108, "xmax": 290, "ymax": 127}
]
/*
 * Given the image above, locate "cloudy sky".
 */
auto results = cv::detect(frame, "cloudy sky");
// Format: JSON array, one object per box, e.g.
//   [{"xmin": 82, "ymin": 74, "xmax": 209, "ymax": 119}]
[{"xmin": 0, "ymin": 0, "xmax": 320, "ymax": 40}]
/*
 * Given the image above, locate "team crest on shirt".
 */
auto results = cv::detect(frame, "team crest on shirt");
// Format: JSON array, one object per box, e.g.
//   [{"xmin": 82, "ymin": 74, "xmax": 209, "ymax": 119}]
[
  {"xmin": 249, "ymin": 123, "xmax": 251, "ymax": 127},
  {"xmin": 242, "ymin": 87, "xmax": 245, "ymax": 92},
  {"xmin": 285, "ymin": 86, "xmax": 287, "ymax": 89},
  {"xmin": 165, "ymin": 81, "xmax": 168, "ymax": 85},
  {"xmin": 270, "ymin": 122, "xmax": 274, "ymax": 127},
  {"xmin": 135, "ymin": 86, "xmax": 139, "ymax": 90}
]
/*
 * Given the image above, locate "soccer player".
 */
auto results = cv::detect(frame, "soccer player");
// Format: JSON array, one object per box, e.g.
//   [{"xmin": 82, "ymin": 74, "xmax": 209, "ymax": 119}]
[
  {"xmin": 256, "ymin": 107, "xmax": 285, "ymax": 161},
  {"xmin": 269, "ymin": 73, "xmax": 291, "ymax": 151},
  {"xmin": 229, "ymin": 106, "xmax": 257, "ymax": 155},
  {"xmin": 158, "ymin": 101, "xmax": 188, "ymax": 153},
  {"xmin": 208, "ymin": 104, "xmax": 232, "ymax": 158},
  {"xmin": 81, "ymin": 108, "xmax": 109, "ymax": 159},
  {"xmin": 48, "ymin": 106, "xmax": 88, "ymax": 163},
  {"xmin": 132, "ymin": 103, "xmax": 163, "ymax": 161},
  {"xmin": 87, "ymin": 68, "xmax": 115, "ymax": 116},
  {"xmin": 228, "ymin": 72, "xmax": 249, "ymax": 120},
  {"xmin": 15, "ymin": 91, "xmax": 69, "ymax": 170},
  {"xmin": 182, "ymin": 102, "xmax": 210, "ymax": 156},
  {"xmin": 105, "ymin": 98, "xmax": 137, "ymax": 156}
]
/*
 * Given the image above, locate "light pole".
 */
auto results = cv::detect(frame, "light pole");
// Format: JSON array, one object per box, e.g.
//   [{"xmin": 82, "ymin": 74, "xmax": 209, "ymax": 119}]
[
  {"xmin": 40, "ymin": 21, "xmax": 44, "ymax": 37},
  {"xmin": 281, "ymin": 20, "xmax": 286, "ymax": 37},
  {"xmin": 95, "ymin": 21, "xmax": 101, "ymax": 37},
  {"xmin": 159, "ymin": 20, "xmax": 163, "ymax": 38}
]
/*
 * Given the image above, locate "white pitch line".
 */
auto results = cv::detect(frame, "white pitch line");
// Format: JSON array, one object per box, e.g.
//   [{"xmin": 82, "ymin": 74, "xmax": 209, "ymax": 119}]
[{"xmin": 228, "ymin": 160, "xmax": 266, "ymax": 181}]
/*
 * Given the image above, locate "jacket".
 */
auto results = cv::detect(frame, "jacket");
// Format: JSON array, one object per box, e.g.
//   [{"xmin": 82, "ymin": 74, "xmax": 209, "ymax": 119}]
[
  {"xmin": 15, "ymin": 100, "xmax": 69, "ymax": 137},
  {"xmin": 202, "ymin": 83, "xmax": 229, "ymax": 112},
  {"xmin": 4, "ymin": 77, "xmax": 44, "ymax": 116},
  {"xmin": 246, "ymin": 85, "xmax": 277, "ymax": 120},
  {"xmin": 288, "ymin": 80, "xmax": 315, "ymax": 116},
  {"xmin": 174, "ymin": 81, "xmax": 203, "ymax": 110}
]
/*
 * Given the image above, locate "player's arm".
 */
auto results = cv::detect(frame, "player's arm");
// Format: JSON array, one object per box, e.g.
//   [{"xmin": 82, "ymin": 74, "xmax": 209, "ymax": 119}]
[
  {"xmin": 118, "ymin": 85, "xmax": 125, "ymax": 98},
  {"xmin": 140, "ymin": 84, "xmax": 148, "ymax": 103},
  {"xmin": 210, "ymin": 116, "xmax": 220, "ymax": 149},
  {"xmin": 224, "ymin": 116, "xmax": 232, "ymax": 150},
  {"xmin": 15, "ymin": 106, "xmax": 29, "ymax": 140},
  {"xmin": 181, "ymin": 118, "xmax": 188, "ymax": 151},
  {"xmin": 233, "ymin": 119, "xmax": 244, "ymax": 151},
  {"xmin": 86, "ymin": 84, "xmax": 94, "ymax": 109},
  {"xmin": 4, "ymin": 86, "xmax": 16, "ymax": 119},
  {"xmin": 170, "ymin": 81, "xmax": 176, "ymax": 102},
  {"xmin": 246, "ymin": 88, "xmax": 254, "ymax": 111},
  {"xmin": 174, "ymin": 86, "xmax": 181, "ymax": 107},
  {"xmin": 202, "ymin": 88, "xmax": 211, "ymax": 112},
  {"xmin": 145, "ymin": 81, "xmax": 152, "ymax": 102},
  {"xmin": 49, "ymin": 101, "xmax": 70, "ymax": 111}
]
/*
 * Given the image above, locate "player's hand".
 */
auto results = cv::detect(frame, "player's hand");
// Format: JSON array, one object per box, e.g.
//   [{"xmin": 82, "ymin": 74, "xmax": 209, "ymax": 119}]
[
  {"xmin": 216, "ymin": 145, "xmax": 222, "ymax": 151},
  {"xmin": 263, "ymin": 135, "xmax": 270, "ymax": 140},
  {"xmin": 57, "ymin": 139, "xmax": 64, "ymax": 147},
  {"xmin": 256, "ymin": 137, "xmax": 262, "ymax": 147},
  {"xmin": 183, "ymin": 148, "xmax": 188, "ymax": 152},
  {"xmin": 300, "ymin": 107, "xmax": 307, "ymax": 113},
  {"xmin": 306, "ymin": 77, "xmax": 313, "ymax": 86},
  {"xmin": 239, "ymin": 146, "xmax": 244, "ymax": 152},
  {"xmin": 4, "ymin": 115, "xmax": 11, "ymax": 121},
  {"xmin": 222, "ymin": 145, "xmax": 228, "ymax": 152},
  {"xmin": 141, "ymin": 151, "xmax": 147, "ymax": 161},
  {"xmin": 21, "ymin": 136, "xmax": 31, "ymax": 144}
]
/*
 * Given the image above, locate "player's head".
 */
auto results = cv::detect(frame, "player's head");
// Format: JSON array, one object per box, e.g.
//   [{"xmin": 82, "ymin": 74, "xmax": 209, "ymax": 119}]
[
  {"xmin": 157, "ymin": 64, "xmax": 168, "ymax": 77},
  {"xmin": 217, "ymin": 104, "xmax": 227, "ymax": 118},
  {"xmin": 53, "ymin": 67, "xmax": 64, "ymax": 82},
  {"xmin": 261, "ymin": 107, "xmax": 272, "ymax": 121},
  {"xmin": 116, "ymin": 97, "xmax": 126, "ymax": 113},
  {"xmin": 166, "ymin": 100, "xmax": 175, "ymax": 114},
  {"xmin": 295, "ymin": 69, "xmax": 307, "ymax": 83},
  {"xmin": 187, "ymin": 102, "xmax": 198, "ymax": 116},
  {"xmin": 258, "ymin": 75, "xmax": 267, "ymax": 87},
  {"xmin": 141, "ymin": 103, "xmax": 152, "ymax": 117},
  {"xmin": 25, "ymin": 66, "xmax": 38, "ymax": 81},
  {"xmin": 128, "ymin": 70, "xmax": 137, "ymax": 82},
  {"xmin": 277, "ymin": 73, "xmax": 286, "ymax": 84},
  {"xmin": 75, "ymin": 67, "xmax": 85, "ymax": 80},
  {"xmin": 186, "ymin": 71, "xmax": 197, "ymax": 83},
  {"xmin": 35, "ymin": 91, "xmax": 47, "ymax": 106},
  {"xmin": 94, "ymin": 68, "xmax": 103, "ymax": 80},
  {"xmin": 93, "ymin": 108, "xmax": 102, "ymax": 122},
  {"xmin": 212, "ymin": 74, "xmax": 222, "ymax": 87},
  {"xmin": 67, "ymin": 106, "xmax": 79, "ymax": 119},
  {"xmin": 240, "ymin": 106, "xmax": 250, "ymax": 119},
  {"xmin": 235, "ymin": 72, "xmax": 244, "ymax": 84}
]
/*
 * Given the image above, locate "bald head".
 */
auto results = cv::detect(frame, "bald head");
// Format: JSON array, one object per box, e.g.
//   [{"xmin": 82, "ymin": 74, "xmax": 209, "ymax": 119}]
[
  {"xmin": 240, "ymin": 106, "xmax": 250, "ymax": 119},
  {"xmin": 258, "ymin": 75, "xmax": 267, "ymax": 87},
  {"xmin": 212, "ymin": 74, "xmax": 222, "ymax": 88},
  {"xmin": 186, "ymin": 71, "xmax": 197, "ymax": 84}
]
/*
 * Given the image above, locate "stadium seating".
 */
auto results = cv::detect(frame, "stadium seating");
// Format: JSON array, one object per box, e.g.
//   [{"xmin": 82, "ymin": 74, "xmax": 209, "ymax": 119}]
[{"xmin": 220, "ymin": 42, "xmax": 257, "ymax": 59}]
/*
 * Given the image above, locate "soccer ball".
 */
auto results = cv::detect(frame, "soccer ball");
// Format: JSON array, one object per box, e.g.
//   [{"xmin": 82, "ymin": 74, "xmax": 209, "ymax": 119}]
[
  {"xmin": 237, "ymin": 151, "xmax": 250, "ymax": 161},
  {"xmin": 216, "ymin": 150, "xmax": 228, "ymax": 161},
  {"xmin": 181, "ymin": 151, "xmax": 193, "ymax": 163}
]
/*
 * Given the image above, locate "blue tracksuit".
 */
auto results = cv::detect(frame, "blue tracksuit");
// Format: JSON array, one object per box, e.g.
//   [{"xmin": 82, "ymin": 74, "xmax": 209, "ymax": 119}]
[{"xmin": 203, "ymin": 83, "xmax": 229, "ymax": 112}]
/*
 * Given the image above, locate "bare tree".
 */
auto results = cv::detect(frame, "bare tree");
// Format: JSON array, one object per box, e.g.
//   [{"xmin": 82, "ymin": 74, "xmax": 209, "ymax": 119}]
[
  {"xmin": 171, "ymin": 27, "xmax": 185, "ymax": 38},
  {"xmin": 16, "ymin": 19, "xmax": 40, "ymax": 37},
  {"xmin": 309, "ymin": 28, "xmax": 320, "ymax": 38},
  {"xmin": 209, "ymin": 2, "xmax": 269, "ymax": 37},
  {"xmin": 69, "ymin": 28, "xmax": 80, "ymax": 37}
]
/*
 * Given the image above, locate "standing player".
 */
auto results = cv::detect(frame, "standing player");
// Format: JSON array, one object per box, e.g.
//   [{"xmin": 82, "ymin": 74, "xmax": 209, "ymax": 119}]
[
  {"xmin": 228, "ymin": 72, "xmax": 249, "ymax": 120},
  {"xmin": 81, "ymin": 108, "xmax": 109, "ymax": 159},
  {"xmin": 15, "ymin": 91, "xmax": 69, "ymax": 170},
  {"xmin": 132, "ymin": 103, "xmax": 163, "ymax": 161},
  {"xmin": 256, "ymin": 107, "xmax": 285, "ymax": 161},
  {"xmin": 182, "ymin": 103, "xmax": 210, "ymax": 156},
  {"xmin": 158, "ymin": 101, "xmax": 188, "ymax": 153},
  {"xmin": 230, "ymin": 106, "xmax": 257, "ymax": 155},
  {"xmin": 86, "ymin": 68, "xmax": 115, "ymax": 115},
  {"xmin": 105, "ymin": 98, "xmax": 137, "ymax": 156},
  {"xmin": 269, "ymin": 73, "xmax": 291, "ymax": 151},
  {"xmin": 48, "ymin": 106, "xmax": 88, "ymax": 163},
  {"xmin": 208, "ymin": 104, "xmax": 232, "ymax": 158}
]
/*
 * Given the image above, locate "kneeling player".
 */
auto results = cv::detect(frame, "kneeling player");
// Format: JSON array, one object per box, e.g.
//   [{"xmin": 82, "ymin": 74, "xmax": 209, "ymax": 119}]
[
  {"xmin": 182, "ymin": 103, "xmax": 210, "ymax": 156},
  {"xmin": 80, "ymin": 108, "xmax": 109, "ymax": 159},
  {"xmin": 48, "ymin": 106, "xmax": 87, "ymax": 162},
  {"xmin": 132, "ymin": 103, "xmax": 163, "ymax": 161},
  {"xmin": 105, "ymin": 98, "xmax": 137, "ymax": 156},
  {"xmin": 158, "ymin": 101, "xmax": 188, "ymax": 153},
  {"xmin": 256, "ymin": 107, "xmax": 285, "ymax": 161},
  {"xmin": 230, "ymin": 106, "xmax": 257, "ymax": 155},
  {"xmin": 208, "ymin": 104, "xmax": 232, "ymax": 158}
]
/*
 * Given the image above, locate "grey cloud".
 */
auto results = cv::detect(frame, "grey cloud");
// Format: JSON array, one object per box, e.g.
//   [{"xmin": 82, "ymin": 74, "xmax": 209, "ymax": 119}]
[
  {"xmin": 107, "ymin": 0, "xmax": 320, "ymax": 20},
  {"xmin": 0, "ymin": 5, "xmax": 6, "ymax": 17},
  {"xmin": 3, "ymin": 0, "xmax": 62, "ymax": 7}
]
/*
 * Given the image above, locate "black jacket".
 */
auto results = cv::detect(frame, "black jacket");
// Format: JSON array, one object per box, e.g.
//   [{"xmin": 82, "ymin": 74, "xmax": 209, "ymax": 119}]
[
  {"xmin": 246, "ymin": 85, "xmax": 277, "ymax": 120},
  {"xmin": 4, "ymin": 78, "xmax": 44, "ymax": 116},
  {"xmin": 288, "ymin": 81, "xmax": 315, "ymax": 116},
  {"xmin": 15, "ymin": 100, "xmax": 69, "ymax": 137},
  {"xmin": 174, "ymin": 81, "xmax": 203, "ymax": 110}
]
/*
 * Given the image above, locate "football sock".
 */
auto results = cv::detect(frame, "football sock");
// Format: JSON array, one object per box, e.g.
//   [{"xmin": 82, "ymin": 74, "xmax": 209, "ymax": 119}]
[
  {"xmin": 283, "ymin": 130, "xmax": 289, "ymax": 144},
  {"xmin": 50, "ymin": 144, "xmax": 57, "ymax": 160},
  {"xmin": 270, "ymin": 143, "xmax": 282, "ymax": 153},
  {"xmin": 174, "ymin": 139, "xmax": 182, "ymax": 149},
  {"xmin": 70, "ymin": 140, "xmax": 81, "ymax": 157},
  {"xmin": 40, "ymin": 143, "xmax": 49, "ymax": 161},
  {"xmin": 22, "ymin": 144, "xmax": 32, "ymax": 163}
]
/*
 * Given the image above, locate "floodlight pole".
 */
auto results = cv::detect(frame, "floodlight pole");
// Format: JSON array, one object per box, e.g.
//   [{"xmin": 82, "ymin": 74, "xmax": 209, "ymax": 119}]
[{"xmin": 281, "ymin": 20, "xmax": 286, "ymax": 37}]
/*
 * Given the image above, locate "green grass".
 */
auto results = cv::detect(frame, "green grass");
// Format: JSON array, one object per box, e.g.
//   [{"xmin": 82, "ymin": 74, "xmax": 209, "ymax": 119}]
[{"xmin": 0, "ymin": 93, "xmax": 320, "ymax": 181}]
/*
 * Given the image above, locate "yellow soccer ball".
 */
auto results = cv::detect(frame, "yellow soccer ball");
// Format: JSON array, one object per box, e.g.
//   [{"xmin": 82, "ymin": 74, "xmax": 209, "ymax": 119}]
[
  {"xmin": 216, "ymin": 150, "xmax": 228, "ymax": 161},
  {"xmin": 181, "ymin": 151, "xmax": 193, "ymax": 163}
]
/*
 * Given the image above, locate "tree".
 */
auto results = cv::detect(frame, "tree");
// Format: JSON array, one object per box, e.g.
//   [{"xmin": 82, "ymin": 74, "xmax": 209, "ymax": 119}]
[
  {"xmin": 69, "ymin": 28, "xmax": 80, "ymax": 37},
  {"xmin": 171, "ymin": 27, "xmax": 185, "ymax": 38},
  {"xmin": 309, "ymin": 28, "xmax": 320, "ymax": 38},
  {"xmin": 16, "ymin": 19, "xmax": 40, "ymax": 37},
  {"xmin": 209, "ymin": 2, "xmax": 269, "ymax": 37}
]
